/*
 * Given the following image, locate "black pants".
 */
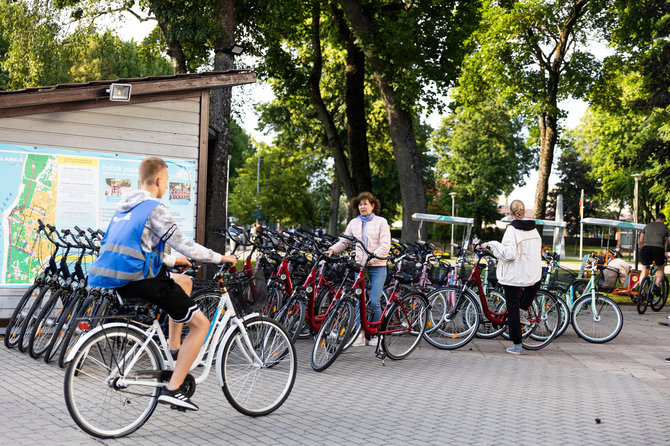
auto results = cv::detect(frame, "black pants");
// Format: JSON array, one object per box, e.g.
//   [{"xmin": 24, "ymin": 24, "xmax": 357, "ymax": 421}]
[{"xmin": 503, "ymin": 281, "xmax": 541, "ymax": 345}]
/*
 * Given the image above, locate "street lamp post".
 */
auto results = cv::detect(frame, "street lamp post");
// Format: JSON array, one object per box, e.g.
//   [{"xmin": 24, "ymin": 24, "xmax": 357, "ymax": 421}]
[
  {"xmin": 632, "ymin": 173, "xmax": 643, "ymax": 268},
  {"xmin": 225, "ymin": 154, "xmax": 232, "ymax": 252},
  {"xmin": 449, "ymin": 192, "xmax": 457, "ymax": 257}
]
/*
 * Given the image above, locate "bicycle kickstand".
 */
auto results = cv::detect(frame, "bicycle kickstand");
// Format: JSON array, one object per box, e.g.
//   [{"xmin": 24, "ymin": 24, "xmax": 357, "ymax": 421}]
[{"xmin": 374, "ymin": 338, "xmax": 386, "ymax": 366}]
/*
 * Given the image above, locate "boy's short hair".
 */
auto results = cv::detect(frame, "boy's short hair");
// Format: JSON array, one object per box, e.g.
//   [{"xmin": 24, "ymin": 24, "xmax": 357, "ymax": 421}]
[
  {"xmin": 139, "ymin": 157, "xmax": 167, "ymax": 186},
  {"xmin": 657, "ymin": 213, "xmax": 666, "ymax": 221}
]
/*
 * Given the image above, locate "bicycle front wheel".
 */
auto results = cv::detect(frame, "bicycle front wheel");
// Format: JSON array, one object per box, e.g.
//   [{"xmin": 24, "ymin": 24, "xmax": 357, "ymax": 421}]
[
  {"xmin": 275, "ymin": 294, "xmax": 306, "ymax": 343},
  {"xmin": 220, "ymin": 316, "xmax": 296, "ymax": 416},
  {"xmin": 521, "ymin": 290, "xmax": 561, "ymax": 350},
  {"xmin": 423, "ymin": 286, "xmax": 479, "ymax": 350},
  {"xmin": 64, "ymin": 326, "xmax": 163, "ymax": 439},
  {"xmin": 637, "ymin": 276, "xmax": 652, "ymax": 314},
  {"xmin": 311, "ymin": 299, "xmax": 354, "ymax": 372},
  {"xmin": 381, "ymin": 292, "xmax": 428, "ymax": 360},
  {"xmin": 571, "ymin": 293, "xmax": 623, "ymax": 343}
]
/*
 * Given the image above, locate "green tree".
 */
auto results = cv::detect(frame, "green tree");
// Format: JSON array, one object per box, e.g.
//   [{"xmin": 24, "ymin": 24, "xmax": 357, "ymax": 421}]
[
  {"xmin": 546, "ymin": 134, "xmax": 601, "ymax": 236},
  {"xmin": 337, "ymin": 0, "xmax": 481, "ymax": 240},
  {"xmin": 228, "ymin": 143, "xmax": 318, "ymax": 226},
  {"xmin": 456, "ymin": 0, "xmax": 603, "ymax": 218},
  {"xmin": 432, "ymin": 103, "xmax": 532, "ymax": 234}
]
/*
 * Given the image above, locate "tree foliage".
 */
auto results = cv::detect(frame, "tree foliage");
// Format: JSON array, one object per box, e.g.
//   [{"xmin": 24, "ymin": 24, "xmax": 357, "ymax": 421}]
[
  {"xmin": 431, "ymin": 103, "xmax": 532, "ymax": 233},
  {"xmin": 228, "ymin": 143, "xmax": 319, "ymax": 226}
]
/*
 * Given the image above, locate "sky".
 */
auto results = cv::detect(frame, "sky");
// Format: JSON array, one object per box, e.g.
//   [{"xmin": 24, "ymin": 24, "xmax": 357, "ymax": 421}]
[{"xmin": 115, "ymin": 13, "xmax": 590, "ymax": 208}]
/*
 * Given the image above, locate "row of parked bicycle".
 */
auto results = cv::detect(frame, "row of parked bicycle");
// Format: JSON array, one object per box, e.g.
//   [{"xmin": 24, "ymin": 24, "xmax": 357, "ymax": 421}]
[
  {"xmin": 4, "ymin": 220, "xmax": 634, "ymax": 375},
  {"xmin": 221, "ymin": 224, "xmax": 627, "ymax": 371}
]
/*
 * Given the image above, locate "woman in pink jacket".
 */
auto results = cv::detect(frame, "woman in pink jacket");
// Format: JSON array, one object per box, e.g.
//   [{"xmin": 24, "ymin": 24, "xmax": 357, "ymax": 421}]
[{"xmin": 326, "ymin": 192, "xmax": 391, "ymax": 345}]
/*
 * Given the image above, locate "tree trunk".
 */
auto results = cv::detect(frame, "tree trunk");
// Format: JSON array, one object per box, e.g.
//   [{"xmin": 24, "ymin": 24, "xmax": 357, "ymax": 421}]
[
  {"xmin": 330, "ymin": 4, "xmax": 371, "ymax": 194},
  {"xmin": 328, "ymin": 177, "xmax": 340, "ymax": 235},
  {"xmin": 205, "ymin": 0, "xmax": 236, "ymax": 277},
  {"xmin": 338, "ymin": 0, "xmax": 427, "ymax": 242},
  {"xmin": 533, "ymin": 112, "xmax": 558, "ymax": 218},
  {"xmin": 531, "ymin": 0, "xmax": 589, "ymax": 218},
  {"xmin": 308, "ymin": 1, "xmax": 356, "ymax": 201}
]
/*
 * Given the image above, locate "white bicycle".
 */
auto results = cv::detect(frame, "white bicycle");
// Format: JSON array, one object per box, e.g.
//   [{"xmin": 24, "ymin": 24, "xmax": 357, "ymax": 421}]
[{"xmin": 63, "ymin": 265, "xmax": 297, "ymax": 439}]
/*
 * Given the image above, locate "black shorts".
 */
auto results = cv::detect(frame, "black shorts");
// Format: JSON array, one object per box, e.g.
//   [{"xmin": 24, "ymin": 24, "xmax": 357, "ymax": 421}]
[
  {"xmin": 640, "ymin": 245, "xmax": 666, "ymax": 267},
  {"xmin": 116, "ymin": 266, "xmax": 199, "ymax": 323}
]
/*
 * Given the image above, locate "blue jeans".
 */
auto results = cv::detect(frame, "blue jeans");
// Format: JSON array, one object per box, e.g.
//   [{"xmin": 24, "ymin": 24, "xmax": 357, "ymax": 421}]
[{"xmin": 367, "ymin": 266, "xmax": 387, "ymax": 322}]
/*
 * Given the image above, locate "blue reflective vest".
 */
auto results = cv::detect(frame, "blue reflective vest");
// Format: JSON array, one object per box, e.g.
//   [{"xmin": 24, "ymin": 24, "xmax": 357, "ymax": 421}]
[{"xmin": 88, "ymin": 200, "xmax": 165, "ymax": 289}]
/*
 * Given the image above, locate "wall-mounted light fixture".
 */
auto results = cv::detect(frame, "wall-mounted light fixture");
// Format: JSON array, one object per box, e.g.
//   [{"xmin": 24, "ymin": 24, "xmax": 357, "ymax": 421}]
[
  {"xmin": 107, "ymin": 83, "xmax": 132, "ymax": 101},
  {"xmin": 224, "ymin": 43, "xmax": 245, "ymax": 56}
]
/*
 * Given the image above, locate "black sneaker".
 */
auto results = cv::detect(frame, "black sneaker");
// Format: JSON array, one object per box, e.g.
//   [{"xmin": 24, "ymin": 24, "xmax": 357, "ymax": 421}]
[
  {"xmin": 664, "ymin": 358, "xmax": 670, "ymax": 364},
  {"xmin": 158, "ymin": 387, "xmax": 199, "ymax": 411}
]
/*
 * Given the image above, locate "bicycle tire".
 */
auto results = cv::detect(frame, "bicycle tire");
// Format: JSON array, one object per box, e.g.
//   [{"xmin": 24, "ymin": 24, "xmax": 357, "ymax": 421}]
[
  {"xmin": 474, "ymin": 288, "xmax": 506, "ymax": 339},
  {"xmin": 220, "ymin": 316, "xmax": 296, "ymax": 416},
  {"xmin": 28, "ymin": 287, "xmax": 67, "ymax": 358},
  {"xmin": 58, "ymin": 293, "xmax": 99, "ymax": 368},
  {"xmin": 44, "ymin": 289, "xmax": 87, "ymax": 364},
  {"xmin": 260, "ymin": 286, "xmax": 282, "ymax": 318},
  {"xmin": 571, "ymin": 293, "xmax": 623, "ymax": 343},
  {"xmin": 64, "ymin": 325, "xmax": 162, "ymax": 438},
  {"xmin": 311, "ymin": 299, "xmax": 354, "ymax": 372},
  {"xmin": 423, "ymin": 286, "xmax": 480, "ymax": 350},
  {"xmin": 275, "ymin": 294, "xmax": 306, "ymax": 343},
  {"xmin": 18, "ymin": 284, "xmax": 55, "ymax": 352},
  {"xmin": 651, "ymin": 276, "xmax": 669, "ymax": 312},
  {"xmin": 521, "ymin": 290, "xmax": 561, "ymax": 350},
  {"xmin": 554, "ymin": 295, "xmax": 571, "ymax": 339},
  {"xmin": 4, "ymin": 283, "xmax": 41, "ymax": 349},
  {"xmin": 637, "ymin": 276, "xmax": 652, "ymax": 314},
  {"xmin": 381, "ymin": 292, "xmax": 428, "ymax": 360}
]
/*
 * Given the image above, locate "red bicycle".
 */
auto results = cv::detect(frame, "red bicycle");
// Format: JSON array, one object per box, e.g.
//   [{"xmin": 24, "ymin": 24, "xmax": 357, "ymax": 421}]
[{"xmin": 310, "ymin": 234, "xmax": 429, "ymax": 371}]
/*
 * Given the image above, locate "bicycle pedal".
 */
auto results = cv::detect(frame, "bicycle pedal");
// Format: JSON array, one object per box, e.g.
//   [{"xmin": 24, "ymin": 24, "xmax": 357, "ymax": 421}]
[{"xmin": 170, "ymin": 404, "xmax": 188, "ymax": 412}]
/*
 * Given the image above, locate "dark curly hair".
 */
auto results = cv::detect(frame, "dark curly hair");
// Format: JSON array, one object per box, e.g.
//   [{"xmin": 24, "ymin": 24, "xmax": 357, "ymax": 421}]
[{"xmin": 351, "ymin": 192, "xmax": 381, "ymax": 216}]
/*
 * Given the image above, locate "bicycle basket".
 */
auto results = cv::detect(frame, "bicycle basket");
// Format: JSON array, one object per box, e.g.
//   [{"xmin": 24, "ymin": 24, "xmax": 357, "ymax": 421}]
[
  {"xmin": 596, "ymin": 266, "xmax": 618, "ymax": 293},
  {"xmin": 225, "ymin": 267, "xmax": 268, "ymax": 315},
  {"xmin": 428, "ymin": 264, "xmax": 451, "ymax": 285},
  {"xmin": 548, "ymin": 266, "xmax": 577, "ymax": 294},
  {"xmin": 399, "ymin": 259, "xmax": 421, "ymax": 282},
  {"xmin": 324, "ymin": 261, "xmax": 346, "ymax": 283}
]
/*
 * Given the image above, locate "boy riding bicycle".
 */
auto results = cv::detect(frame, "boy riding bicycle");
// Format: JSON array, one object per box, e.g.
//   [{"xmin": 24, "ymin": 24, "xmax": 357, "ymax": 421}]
[
  {"xmin": 639, "ymin": 213, "xmax": 669, "ymax": 294},
  {"xmin": 87, "ymin": 157, "xmax": 236, "ymax": 411}
]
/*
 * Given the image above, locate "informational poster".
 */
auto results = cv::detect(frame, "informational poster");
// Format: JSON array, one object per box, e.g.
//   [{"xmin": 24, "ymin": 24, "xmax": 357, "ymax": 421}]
[{"xmin": 0, "ymin": 144, "xmax": 197, "ymax": 285}]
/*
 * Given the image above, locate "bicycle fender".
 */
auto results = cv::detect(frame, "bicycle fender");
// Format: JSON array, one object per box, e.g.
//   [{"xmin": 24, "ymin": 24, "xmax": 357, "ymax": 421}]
[
  {"xmin": 64, "ymin": 322, "xmax": 152, "ymax": 363},
  {"xmin": 215, "ymin": 312, "xmax": 261, "ymax": 386}
]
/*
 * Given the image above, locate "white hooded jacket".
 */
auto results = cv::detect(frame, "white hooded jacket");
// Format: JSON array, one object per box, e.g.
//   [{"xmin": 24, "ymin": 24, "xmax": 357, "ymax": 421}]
[{"xmin": 487, "ymin": 220, "xmax": 542, "ymax": 287}]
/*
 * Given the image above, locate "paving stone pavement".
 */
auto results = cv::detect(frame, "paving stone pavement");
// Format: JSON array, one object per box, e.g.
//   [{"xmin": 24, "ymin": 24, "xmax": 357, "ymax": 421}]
[{"xmin": 1, "ymin": 304, "xmax": 670, "ymax": 446}]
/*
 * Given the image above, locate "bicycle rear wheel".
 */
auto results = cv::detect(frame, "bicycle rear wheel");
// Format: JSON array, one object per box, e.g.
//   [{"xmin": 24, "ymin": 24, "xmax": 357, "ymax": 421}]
[
  {"xmin": 571, "ymin": 293, "xmax": 623, "ymax": 343},
  {"xmin": 651, "ymin": 277, "xmax": 669, "ymax": 312},
  {"xmin": 381, "ymin": 292, "xmax": 428, "ymax": 360},
  {"xmin": 311, "ymin": 299, "xmax": 354, "ymax": 372},
  {"xmin": 521, "ymin": 290, "xmax": 561, "ymax": 350},
  {"xmin": 64, "ymin": 326, "xmax": 162, "ymax": 438},
  {"xmin": 220, "ymin": 316, "xmax": 296, "ymax": 416},
  {"xmin": 423, "ymin": 286, "xmax": 479, "ymax": 350}
]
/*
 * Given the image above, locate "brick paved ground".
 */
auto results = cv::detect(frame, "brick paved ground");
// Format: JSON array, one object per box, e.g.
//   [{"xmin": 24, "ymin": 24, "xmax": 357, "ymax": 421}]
[{"xmin": 1, "ymin": 305, "xmax": 669, "ymax": 445}]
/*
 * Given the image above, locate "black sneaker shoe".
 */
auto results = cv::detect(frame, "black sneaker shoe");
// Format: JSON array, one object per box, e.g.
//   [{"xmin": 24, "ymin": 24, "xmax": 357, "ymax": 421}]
[
  {"xmin": 664, "ymin": 357, "xmax": 670, "ymax": 363},
  {"xmin": 158, "ymin": 387, "xmax": 199, "ymax": 411}
]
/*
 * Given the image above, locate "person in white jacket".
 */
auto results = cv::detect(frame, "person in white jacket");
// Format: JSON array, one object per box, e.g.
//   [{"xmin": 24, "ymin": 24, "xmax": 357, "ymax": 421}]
[{"xmin": 481, "ymin": 200, "xmax": 542, "ymax": 355}]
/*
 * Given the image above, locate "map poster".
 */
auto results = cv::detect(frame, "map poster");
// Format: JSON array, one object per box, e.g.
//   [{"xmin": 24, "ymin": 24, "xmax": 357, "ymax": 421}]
[{"xmin": 0, "ymin": 144, "xmax": 197, "ymax": 286}]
